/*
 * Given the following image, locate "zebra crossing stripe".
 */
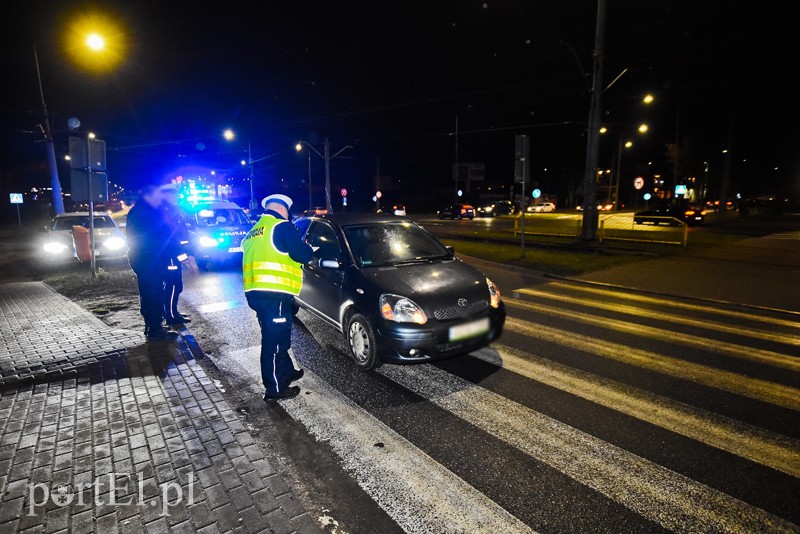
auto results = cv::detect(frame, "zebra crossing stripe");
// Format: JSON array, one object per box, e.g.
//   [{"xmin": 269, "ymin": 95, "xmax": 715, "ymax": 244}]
[
  {"xmin": 505, "ymin": 298, "xmax": 800, "ymax": 372},
  {"xmin": 515, "ymin": 288, "xmax": 800, "ymax": 347},
  {"xmin": 505, "ymin": 317, "xmax": 800, "ymax": 411},
  {"xmin": 379, "ymin": 364, "xmax": 798, "ymax": 533},
  {"xmin": 222, "ymin": 346, "xmax": 534, "ymax": 534},
  {"xmin": 479, "ymin": 344, "xmax": 800, "ymax": 479},
  {"xmin": 547, "ymin": 281, "xmax": 800, "ymax": 329}
]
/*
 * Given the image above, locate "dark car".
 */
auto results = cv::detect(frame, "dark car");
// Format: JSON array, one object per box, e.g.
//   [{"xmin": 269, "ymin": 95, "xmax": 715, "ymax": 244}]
[
  {"xmin": 437, "ymin": 204, "xmax": 475, "ymax": 220},
  {"xmin": 477, "ymin": 200, "xmax": 515, "ymax": 217},
  {"xmin": 293, "ymin": 213, "xmax": 506, "ymax": 369},
  {"xmin": 183, "ymin": 201, "xmax": 252, "ymax": 269},
  {"xmin": 634, "ymin": 205, "xmax": 705, "ymax": 226}
]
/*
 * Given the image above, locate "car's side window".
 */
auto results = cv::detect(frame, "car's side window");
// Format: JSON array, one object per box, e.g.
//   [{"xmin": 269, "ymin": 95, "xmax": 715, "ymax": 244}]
[{"xmin": 306, "ymin": 222, "xmax": 341, "ymax": 260}]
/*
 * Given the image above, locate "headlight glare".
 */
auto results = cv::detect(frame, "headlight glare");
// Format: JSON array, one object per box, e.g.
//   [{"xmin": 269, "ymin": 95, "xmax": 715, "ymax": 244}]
[
  {"xmin": 487, "ymin": 278, "xmax": 501, "ymax": 308},
  {"xmin": 199, "ymin": 236, "xmax": 218, "ymax": 247},
  {"xmin": 103, "ymin": 236, "xmax": 125, "ymax": 250},
  {"xmin": 379, "ymin": 294, "xmax": 427, "ymax": 324},
  {"xmin": 43, "ymin": 242, "xmax": 68, "ymax": 254}
]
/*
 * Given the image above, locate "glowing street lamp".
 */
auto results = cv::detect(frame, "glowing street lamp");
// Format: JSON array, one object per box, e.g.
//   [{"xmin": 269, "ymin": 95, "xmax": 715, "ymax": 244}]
[
  {"xmin": 643, "ymin": 94, "xmax": 654, "ymax": 104},
  {"xmin": 637, "ymin": 123, "xmax": 649, "ymax": 134},
  {"xmin": 624, "ymin": 140, "xmax": 633, "ymax": 149},
  {"xmin": 223, "ymin": 129, "xmax": 235, "ymax": 141},
  {"xmin": 599, "ymin": 126, "xmax": 608, "ymax": 134},
  {"xmin": 86, "ymin": 33, "xmax": 105, "ymax": 50}
]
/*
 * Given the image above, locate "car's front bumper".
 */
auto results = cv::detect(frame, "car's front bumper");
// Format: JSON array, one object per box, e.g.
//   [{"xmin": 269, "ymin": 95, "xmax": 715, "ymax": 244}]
[{"xmin": 374, "ymin": 304, "xmax": 506, "ymax": 364}]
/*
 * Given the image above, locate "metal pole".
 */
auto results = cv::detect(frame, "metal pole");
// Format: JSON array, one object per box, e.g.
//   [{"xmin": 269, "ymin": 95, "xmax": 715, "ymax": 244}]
[
  {"xmin": 248, "ymin": 142, "xmax": 257, "ymax": 213},
  {"xmin": 16, "ymin": 205, "xmax": 21, "ymax": 229},
  {"xmin": 34, "ymin": 43, "xmax": 65, "ymax": 215},
  {"xmin": 580, "ymin": 0, "xmax": 606, "ymax": 240},
  {"xmin": 521, "ymin": 152, "xmax": 526, "ymax": 256},
  {"xmin": 324, "ymin": 138, "xmax": 332, "ymax": 212},
  {"xmin": 375, "ymin": 156, "xmax": 381, "ymax": 212},
  {"xmin": 614, "ymin": 133, "xmax": 623, "ymax": 208},
  {"xmin": 307, "ymin": 149, "xmax": 312, "ymax": 209},
  {"xmin": 673, "ymin": 106, "xmax": 680, "ymax": 194},
  {"xmin": 87, "ymin": 137, "xmax": 96, "ymax": 279},
  {"xmin": 453, "ymin": 114, "xmax": 459, "ymax": 202}
]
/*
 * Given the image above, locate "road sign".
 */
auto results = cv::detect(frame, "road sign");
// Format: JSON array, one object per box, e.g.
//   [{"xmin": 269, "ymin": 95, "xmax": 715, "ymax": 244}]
[
  {"xmin": 457, "ymin": 189, "xmax": 463, "ymax": 197},
  {"xmin": 341, "ymin": 188, "xmax": 348, "ymax": 197},
  {"xmin": 675, "ymin": 184, "xmax": 687, "ymax": 196},
  {"xmin": 634, "ymin": 177, "xmax": 644, "ymax": 190},
  {"xmin": 532, "ymin": 188, "xmax": 542, "ymax": 199},
  {"xmin": 9, "ymin": 193, "xmax": 23, "ymax": 204},
  {"xmin": 643, "ymin": 193, "xmax": 652, "ymax": 200},
  {"xmin": 514, "ymin": 135, "xmax": 529, "ymax": 184},
  {"xmin": 70, "ymin": 170, "xmax": 109, "ymax": 203},
  {"xmin": 376, "ymin": 190, "xmax": 382, "ymax": 199}
]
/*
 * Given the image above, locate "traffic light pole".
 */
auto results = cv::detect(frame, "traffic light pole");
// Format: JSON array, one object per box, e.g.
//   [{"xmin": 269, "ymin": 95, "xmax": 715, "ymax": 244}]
[
  {"xmin": 87, "ymin": 137, "xmax": 97, "ymax": 279},
  {"xmin": 580, "ymin": 0, "xmax": 607, "ymax": 241},
  {"xmin": 34, "ymin": 43, "xmax": 65, "ymax": 215}
]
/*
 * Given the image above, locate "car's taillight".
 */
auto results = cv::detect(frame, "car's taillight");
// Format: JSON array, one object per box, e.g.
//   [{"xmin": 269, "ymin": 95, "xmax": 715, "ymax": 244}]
[{"xmin": 685, "ymin": 210, "xmax": 695, "ymax": 216}]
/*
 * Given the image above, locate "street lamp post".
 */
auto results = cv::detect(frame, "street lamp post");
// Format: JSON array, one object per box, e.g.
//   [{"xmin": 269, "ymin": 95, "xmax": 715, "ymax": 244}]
[
  {"xmin": 296, "ymin": 138, "xmax": 353, "ymax": 212},
  {"xmin": 34, "ymin": 43, "xmax": 65, "ymax": 215}
]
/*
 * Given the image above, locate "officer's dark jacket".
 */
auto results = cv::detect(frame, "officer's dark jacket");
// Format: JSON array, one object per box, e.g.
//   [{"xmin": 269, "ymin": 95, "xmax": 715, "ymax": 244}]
[
  {"xmin": 265, "ymin": 209, "xmax": 314, "ymax": 264},
  {"xmin": 162, "ymin": 202, "xmax": 190, "ymax": 261},
  {"xmin": 126, "ymin": 198, "xmax": 173, "ymax": 273}
]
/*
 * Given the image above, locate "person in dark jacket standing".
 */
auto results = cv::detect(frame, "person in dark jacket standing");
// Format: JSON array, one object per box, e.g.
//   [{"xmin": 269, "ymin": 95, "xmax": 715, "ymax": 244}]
[
  {"xmin": 159, "ymin": 183, "xmax": 192, "ymax": 325},
  {"xmin": 242, "ymin": 194, "xmax": 313, "ymax": 401},
  {"xmin": 126, "ymin": 185, "xmax": 178, "ymax": 341}
]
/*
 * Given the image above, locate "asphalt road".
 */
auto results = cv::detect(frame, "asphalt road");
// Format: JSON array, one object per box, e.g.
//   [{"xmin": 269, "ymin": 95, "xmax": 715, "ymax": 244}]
[{"xmin": 179, "ymin": 247, "xmax": 800, "ymax": 533}]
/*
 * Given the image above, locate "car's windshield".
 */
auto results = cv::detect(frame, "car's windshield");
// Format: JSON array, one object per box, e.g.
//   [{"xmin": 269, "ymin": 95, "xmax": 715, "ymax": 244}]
[
  {"xmin": 52, "ymin": 216, "xmax": 116, "ymax": 231},
  {"xmin": 194, "ymin": 208, "xmax": 249, "ymax": 226},
  {"xmin": 344, "ymin": 222, "xmax": 449, "ymax": 267}
]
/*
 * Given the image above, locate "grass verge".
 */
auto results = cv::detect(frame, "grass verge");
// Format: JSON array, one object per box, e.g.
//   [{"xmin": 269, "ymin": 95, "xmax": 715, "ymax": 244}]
[{"xmin": 441, "ymin": 238, "xmax": 654, "ymax": 276}]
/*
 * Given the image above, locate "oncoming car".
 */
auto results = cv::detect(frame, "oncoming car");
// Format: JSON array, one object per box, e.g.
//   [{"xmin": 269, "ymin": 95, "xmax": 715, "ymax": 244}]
[
  {"xmin": 293, "ymin": 213, "xmax": 506, "ymax": 369},
  {"xmin": 41, "ymin": 212, "xmax": 127, "ymax": 262},
  {"xmin": 527, "ymin": 202, "xmax": 556, "ymax": 213},
  {"xmin": 437, "ymin": 204, "xmax": 475, "ymax": 220},
  {"xmin": 634, "ymin": 205, "xmax": 705, "ymax": 226},
  {"xmin": 183, "ymin": 201, "xmax": 253, "ymax": 269},
  {"xmin": 477, "ymin": 200, "xmax": 515, "ymax": 217}
]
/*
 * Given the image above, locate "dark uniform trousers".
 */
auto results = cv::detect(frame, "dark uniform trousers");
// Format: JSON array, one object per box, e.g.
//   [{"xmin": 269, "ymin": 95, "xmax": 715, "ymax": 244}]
[
  {"xmin": 245, "ymin": 291, "xmax": 295, "ymax": 395},
  {"xmin": 132, "ymin": 263, "xmax": 165, "ymax": 331},
  {"xmin": 163, "ymin": 261, "xmax": 183, "ymax": 321}
]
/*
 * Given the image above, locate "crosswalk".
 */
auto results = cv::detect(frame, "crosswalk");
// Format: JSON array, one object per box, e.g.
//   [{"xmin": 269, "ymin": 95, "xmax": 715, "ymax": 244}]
[{"xmin": 208, "ymin": 277, "xmax": 800, "ymax": 533}]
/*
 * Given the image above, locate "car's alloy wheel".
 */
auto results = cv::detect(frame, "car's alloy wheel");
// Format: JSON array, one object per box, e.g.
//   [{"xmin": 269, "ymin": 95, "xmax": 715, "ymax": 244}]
[{"xmin": 347, "ymin": 313, "xmax": 380, "ymax": 370}]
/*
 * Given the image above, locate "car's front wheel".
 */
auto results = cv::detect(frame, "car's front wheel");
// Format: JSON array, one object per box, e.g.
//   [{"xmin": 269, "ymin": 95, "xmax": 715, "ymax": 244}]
[{"xmin": 346, "ymin": 313, "xmax": 381, "ymax": 370}]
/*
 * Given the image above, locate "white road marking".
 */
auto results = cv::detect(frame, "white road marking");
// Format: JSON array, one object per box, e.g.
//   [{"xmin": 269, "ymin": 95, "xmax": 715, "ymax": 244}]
[
  {"xmin": 198, "ymin": 300, "xmax": 243, "ymax": 313},
  {"xmin": 379, "ymin": 363, "xmax": 798, "ymax": 533},
  {"xmin": 222, "ymin": 345, "xmax": 533, "ymax": 534}
]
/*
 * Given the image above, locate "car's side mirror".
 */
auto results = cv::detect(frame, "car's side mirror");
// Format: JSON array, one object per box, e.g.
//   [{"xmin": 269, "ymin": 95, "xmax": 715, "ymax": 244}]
[
  {"xmin": 445, "ymin": 245, "xmax": 455, "ymax": 256},
  {"xmin": 320, "ymin": 259, "xmax": 341, "ymax": 269}
]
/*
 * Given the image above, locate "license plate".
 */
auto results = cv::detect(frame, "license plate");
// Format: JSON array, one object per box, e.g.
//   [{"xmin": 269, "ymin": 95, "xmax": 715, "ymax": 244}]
[
  {"xmin": 228, "ymin": 247, "xmax": 243, "ymax": 253},
  {"xmin": 449, "ymin": 317, "xmax": 490, "ymax": 342}
]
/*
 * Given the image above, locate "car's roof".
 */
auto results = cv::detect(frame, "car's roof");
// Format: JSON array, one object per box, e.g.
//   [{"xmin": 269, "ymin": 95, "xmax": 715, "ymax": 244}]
[
  {"xmin": 185, "ymin": 201, "xmax": 243, "ymax": 211},
  {"xmin": 300, "ymin": 212, "xmax": 407, "ymax": 226},
  {"xmin": 54, "ymin": 212, "xmax": 112, "ymax": 218}
]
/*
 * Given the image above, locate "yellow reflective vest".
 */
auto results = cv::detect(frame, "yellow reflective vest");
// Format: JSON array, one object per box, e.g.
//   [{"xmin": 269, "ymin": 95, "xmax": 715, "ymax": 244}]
[{"xmin": 242, "ymin": 215, "xmax": 303, "ymax": 295}]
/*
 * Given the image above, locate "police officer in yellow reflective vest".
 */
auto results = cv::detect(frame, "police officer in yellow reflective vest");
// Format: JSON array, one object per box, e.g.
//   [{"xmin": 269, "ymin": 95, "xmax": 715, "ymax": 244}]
[{"xmin": 243, "ymin": 194, "xmax": 313, "ymax": 401}]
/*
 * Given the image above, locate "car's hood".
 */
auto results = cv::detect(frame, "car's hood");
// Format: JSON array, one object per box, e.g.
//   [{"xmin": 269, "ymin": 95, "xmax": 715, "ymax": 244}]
[
  {"xmin": 191, "ymin": 225, "xmax": 249, "ymax": 236},
  {"xmin": 362, "ymin": 259, "xmax": 489, "ymax": 312},
  {"xmin": 48, "ymin": 228, "xmax": 120, "ymax": 241}
]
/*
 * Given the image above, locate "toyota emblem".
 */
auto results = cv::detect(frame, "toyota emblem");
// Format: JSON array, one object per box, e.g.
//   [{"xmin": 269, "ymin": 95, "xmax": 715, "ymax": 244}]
[{"xmin": 457, "ymin": 298, "xmax": 468, "ymax": 307}]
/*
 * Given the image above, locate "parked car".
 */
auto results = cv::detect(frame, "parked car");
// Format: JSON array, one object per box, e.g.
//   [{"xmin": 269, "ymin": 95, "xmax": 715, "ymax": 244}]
[
  {"xmin": 477, "ymin": 200, "xmax": 515, "ymax": 217},
  {"xmin": 292, "ymin": 213, "xmax": 506, "ymax": 369},
  {"xmin": 183, "ymin": 201, "xmax": 252, "ymax": 269},
  {"xmin": 437, "ymin": 204, "xmax": 475, "ymax": 220},
  {"xmin": 392, "ymin": 205, "xmax": 407, "ymax": 217},
  {"xmin": 303, "ymin": 207, "xmax": 329, "ymax": 217},
  {"xmin": 634, "ymin": 205, "xmax": 705, "ymax": 226},
  {"xmin": 528, "ymin": 202, "xmax": 556, "ymax": 213},
  {"xmin": 41, "ymin": 212, "xmax": 127, "ymax": 262}
]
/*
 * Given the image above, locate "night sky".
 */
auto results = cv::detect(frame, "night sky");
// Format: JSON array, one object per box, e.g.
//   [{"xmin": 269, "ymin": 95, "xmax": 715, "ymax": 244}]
[{"xmin": 2, "ymin": 1, "xmax": 799, "ymax": 211}]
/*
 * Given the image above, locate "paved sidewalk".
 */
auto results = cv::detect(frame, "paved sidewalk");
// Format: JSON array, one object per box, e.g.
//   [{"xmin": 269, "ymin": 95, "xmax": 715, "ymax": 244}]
[{"xmin": 0, "ymin": 282, "xmax": 319, "ymax": 534}]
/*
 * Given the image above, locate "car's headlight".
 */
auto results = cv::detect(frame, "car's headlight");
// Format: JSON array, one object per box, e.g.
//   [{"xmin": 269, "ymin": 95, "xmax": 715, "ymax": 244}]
[
  {"xmin": 487, "ymin": 278, "xmax": 501, "ymax": 308},
  {"xmin": 379, "ymin": 294, "xmax": 427, "ymax": 324},
  {"xmin": 43, "ymin": 242, "xmax": 68, "ymax": 254},
  {"xmin": 199, "ymin": 236, "xmax": 218, "ymax": 247},
  {"xmin": 103, "ymin": 237, "xmax": 126, "ymax": 250}
]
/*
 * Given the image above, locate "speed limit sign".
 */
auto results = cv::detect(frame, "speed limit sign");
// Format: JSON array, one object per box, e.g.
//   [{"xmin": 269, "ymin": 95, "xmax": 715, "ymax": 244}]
[
  {"xmin": 341, "ymin": 188, "xmax": 348, "ymax": 197},
  {"xmin": 634, "ymin": 176, "xmax": 645, "ymax": 190}
]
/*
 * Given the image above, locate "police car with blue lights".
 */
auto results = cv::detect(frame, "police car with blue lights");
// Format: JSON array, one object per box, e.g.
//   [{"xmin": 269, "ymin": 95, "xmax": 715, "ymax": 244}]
[{"xmin": 183, "ymin": 201, "xmax": 253, "ymax": 270}]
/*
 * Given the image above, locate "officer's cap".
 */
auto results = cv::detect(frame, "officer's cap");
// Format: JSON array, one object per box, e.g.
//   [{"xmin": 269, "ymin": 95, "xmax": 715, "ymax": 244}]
[{"xmin": 261, "ymin": 194, "xmax": 293, "ymax": 211}]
